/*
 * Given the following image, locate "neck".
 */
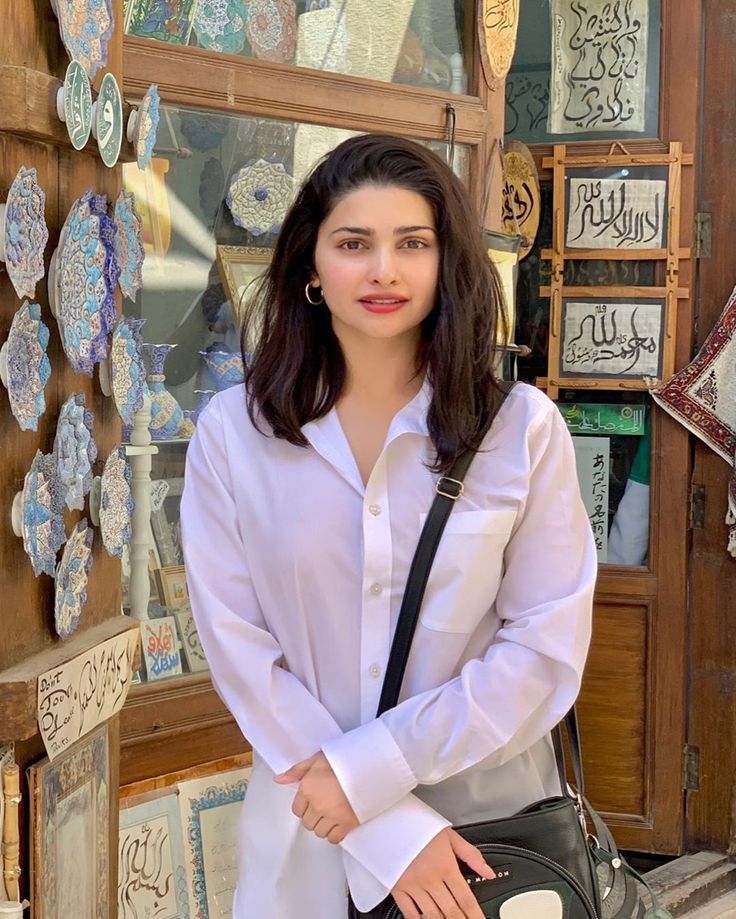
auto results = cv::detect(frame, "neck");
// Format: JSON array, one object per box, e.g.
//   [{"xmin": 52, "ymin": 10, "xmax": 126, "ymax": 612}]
[{"xmin": 335, "ymin": 325, "xmax": 423, "ymax": 405}]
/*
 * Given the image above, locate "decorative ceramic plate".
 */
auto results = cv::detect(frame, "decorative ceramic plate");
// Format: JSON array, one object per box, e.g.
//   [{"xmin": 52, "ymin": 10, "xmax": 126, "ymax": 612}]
[
  {"xmin": 14, "ymin": 450, "xmax": 66, "ymax": 579},
  {"xmin": 200, "ymin": 348, "xmax": 245, "ymax": 390},
  {"xmin": 1, "ymin": 166, "xmax": 49, "ymax": 300},
  {"xmin": 0, "ymin": 302, "xmax": 51, "ymax": 432},
  {"xmin": 110, "ymin": 316, "xmax": 148, "ymax": 425},
  {"xmin": 128, "ymin": 84, "xmax": 160, "ymax": 170},
  {"xmin": 93, "ymin": 72, "xmax": 123, "ymax": 168},
  {"xmin": 98, "ymin": 447, "xmax": 134, "ymax": 558},
  {"xmin": 113, "ymin": 190, "xmax": 145, "ymax": 299},
  {"xmin": 226, "ymin": 159, "xmax": 294, "ymax": 235},
  {"xmin": 57, "ymin": 59, "xmax": 93, "ymax": 150},
  {"xmin": 55, "ymin": 191, "xmax": 119, "ymax": 375},
  {"xmin": 193, "ymin": 0, "xmax": 247, "ymax": 54},
  {"xmin": 296, "ymin": 4, "xmax": 347, "ymax": 73},
  {"xmin": 54, "ymin": 393, "xmax": 98, "ymax": 512},
  {"xmin": 247, "ymin": 0, "xmax": 297, "ymax": 63},
  {"xmin": 54, "ymin": 0, "xmax": 115, "ymax": 79},
  {"xmin": 54, "ymin": 519, "xmax": 94, "ymax": 640}
]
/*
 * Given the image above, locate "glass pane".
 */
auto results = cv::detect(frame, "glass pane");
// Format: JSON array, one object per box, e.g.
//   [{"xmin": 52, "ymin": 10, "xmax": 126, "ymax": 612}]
[
  {"xmin": 558, "ymin": 390, "xmax": 651, "ymax": 568},
  {"xmin": 506, "ymin": 0, "xmax": 661, "ymax": 144},
  {"xmin": 123, "ymin": 0, "xmax": 472, "ymax": 94},
  {"xmin": 121, "ymin": 105, "xmax": 471, "ymax": 682}
]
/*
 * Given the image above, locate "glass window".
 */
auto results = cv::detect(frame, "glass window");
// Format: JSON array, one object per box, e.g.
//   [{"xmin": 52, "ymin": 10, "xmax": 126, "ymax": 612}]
[
  {"xmin": 506, "ymin": 0, "xmax": 661, "ymax": 145},
  {"xmin": 123, "ymin": 0, "xmax": 473, "ymax": 95},
  {"xmin": 122, "ymin": 105, "xmax": 470, "ymax": 682}
]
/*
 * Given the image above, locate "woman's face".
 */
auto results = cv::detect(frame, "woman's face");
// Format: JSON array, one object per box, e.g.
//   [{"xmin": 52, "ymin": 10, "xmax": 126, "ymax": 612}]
[{"xmin": 311, "ymin": 183, "xmax": 440, "ymax": 349}]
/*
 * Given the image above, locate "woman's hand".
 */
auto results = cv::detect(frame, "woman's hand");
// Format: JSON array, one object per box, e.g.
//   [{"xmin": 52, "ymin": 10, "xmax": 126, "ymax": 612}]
[
  {"xmin": 391, "ymin": 828, "xmax": 496, "ymax": 919},
  {"xmin": 274, "ymin": 752, "xmax": 359, "ymax": 843}
]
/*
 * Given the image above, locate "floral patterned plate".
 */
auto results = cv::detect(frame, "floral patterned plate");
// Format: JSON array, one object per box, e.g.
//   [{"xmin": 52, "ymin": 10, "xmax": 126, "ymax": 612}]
[
  {"xmin": 127, "ymin": 84, "xmax": 160, "ymax": 170},
  {"xmin": 246, "ymin": 0, "xmax": 297, "ymax": 63},
  {"xmin": 226, "ymin": 159, "xmax": 294, "ymax": 235},
  {"xmin": 52, "ymin": 0, "xmax": 114, "ymax": 79},
  {"xmin": 54, "ymin": 519, "xmax": 94, "ymax": 640},
  {"xmin": 54, "ymin": 393, "xmax": 98, "ymax": 512},
  {"xmin": 0, "ymin": 166, "xmax": 49, "ymax": 300},
  {"xmin": 104, "ymin": 316, "xmax": 148, "ymax": 426},
  {"xmin": 193, "ymin": 0, "xmax": 247, "ymax": 54},
  {"xmin": 51, "ymin": 191, "xmax": 119, "ymax": 376},
  {"xmin": 0, "ymin": 301, "xmax": 51, "ymax": 432},
  {"xmin": 11, "ymin": 450, "xmax": 66, "ymax": 579},
  {"xmin": 113, "ymin": 190, "xmax": 145, "ymax": 299},
  {"xmin": 90, "ymin": 446, "xmax": 134, "ymax": 559}
]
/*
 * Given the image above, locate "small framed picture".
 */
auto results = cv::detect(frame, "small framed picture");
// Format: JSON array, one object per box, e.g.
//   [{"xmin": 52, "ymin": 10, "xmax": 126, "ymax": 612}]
[
  {"xmin": 156, "ymin": 565, "xmax": 189, "ymax": 609},
  {"xmin": 216, "ymin": 245, "xmax": 272, "ymax": 319}
]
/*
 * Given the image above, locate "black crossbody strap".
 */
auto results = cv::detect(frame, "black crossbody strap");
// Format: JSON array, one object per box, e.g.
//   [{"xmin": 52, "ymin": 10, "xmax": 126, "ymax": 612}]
[{"xmin": 376, "ymin": 380, "xmax": 586, "ymax": 799}]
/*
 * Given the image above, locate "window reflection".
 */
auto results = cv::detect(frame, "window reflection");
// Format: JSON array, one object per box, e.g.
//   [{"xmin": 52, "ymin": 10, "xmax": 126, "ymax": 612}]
[{"xmin": 124, "ymin": 0, "xmax": 472, "ymax": 94}]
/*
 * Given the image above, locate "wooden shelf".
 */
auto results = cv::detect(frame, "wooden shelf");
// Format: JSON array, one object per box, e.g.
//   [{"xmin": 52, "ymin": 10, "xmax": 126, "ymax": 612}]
[{"xmin": 0, "ymin": 617, "xmax": 141, "ymax": 743}]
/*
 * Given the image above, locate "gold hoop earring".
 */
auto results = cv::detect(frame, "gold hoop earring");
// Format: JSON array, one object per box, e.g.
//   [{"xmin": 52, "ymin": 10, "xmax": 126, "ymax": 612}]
[{"xmin": 305, "ymin": 282, "xmax": 324, "ymax": 305}]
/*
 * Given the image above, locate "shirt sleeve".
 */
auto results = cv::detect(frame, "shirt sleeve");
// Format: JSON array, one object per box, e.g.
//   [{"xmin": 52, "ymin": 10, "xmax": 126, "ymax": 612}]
[
  {"xmin": 180, "ymin": 397, "xmax": 449, "ymax": 910},
  {"xmin": 321, "ymin": 401, "xmax": 597, "ymax": 824}
]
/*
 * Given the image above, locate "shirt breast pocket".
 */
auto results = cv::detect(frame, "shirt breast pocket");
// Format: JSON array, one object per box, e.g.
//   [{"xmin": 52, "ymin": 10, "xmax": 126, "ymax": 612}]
[{"xmin": 417, "ymin": 508, "xmax": 517, "ymax": 633}]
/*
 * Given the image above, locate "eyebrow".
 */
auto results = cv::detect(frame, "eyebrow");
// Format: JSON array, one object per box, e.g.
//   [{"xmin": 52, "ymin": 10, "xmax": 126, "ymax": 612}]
[{"xmin": 329, "ymin": 225, "xmax": 437, "ymax": 236}]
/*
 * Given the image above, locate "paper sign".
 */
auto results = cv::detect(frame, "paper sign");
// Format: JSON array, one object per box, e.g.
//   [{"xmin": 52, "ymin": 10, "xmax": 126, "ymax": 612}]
[
  {"xmin": 37, "ymin": 628, "xmax": 139, "ymax": 761},
  {"xmin": 572, "ymin": 436, "xmax": 610, "ymax": 562}
]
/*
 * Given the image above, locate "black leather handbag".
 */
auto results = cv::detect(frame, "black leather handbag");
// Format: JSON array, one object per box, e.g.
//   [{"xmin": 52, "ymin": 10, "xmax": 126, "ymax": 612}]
[{"xmin": 348, "ymin": 427, "xmax": 670, "ymax": 919}]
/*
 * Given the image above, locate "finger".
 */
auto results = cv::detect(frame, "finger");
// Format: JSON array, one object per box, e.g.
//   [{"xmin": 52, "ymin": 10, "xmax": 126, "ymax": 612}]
[
  {"xmin": 313, "ymin": 818, "xmax": 336, "ymax": 839},
  {"xmin": 301, "ymin": 806, "xmax": 322, "ymax": 832},
  {"xmin": 412, "ymin": 890, "xmax": 442, "ymax": 919},
  {"xmin": 393, "ymin": 891, "xmax": 421, "ymax": 919},
  {"xmin": 327, "ymin": 826, "xmax": 347, "ymax": 845},
  {"xmin": 448, "ymin": 834, "xmax": 496, "ymax": 881},
  {"xmin": 291, "ymin": 791, "xmax": 308, "ymax": 820},
  {"xmin": 444, "ymin": 875, "xmax": 485, "ymax": 919},
  {"xmin": 274, "ymin": 763, "xmax": 310, "ymax": 784},
  {"xmin": 426, "ymin": 882, "xmax": 465, "ymax": 919}
]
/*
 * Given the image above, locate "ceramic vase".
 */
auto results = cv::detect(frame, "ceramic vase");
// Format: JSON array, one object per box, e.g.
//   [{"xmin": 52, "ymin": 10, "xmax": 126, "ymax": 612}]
[{"xmin": 141, "ymin": 343, "xmax": 184, "ymax": 440}]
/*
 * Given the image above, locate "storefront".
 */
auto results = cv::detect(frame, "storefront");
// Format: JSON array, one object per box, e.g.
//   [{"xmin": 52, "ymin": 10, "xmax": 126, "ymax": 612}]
[{"xmin": 0, "ymin": 1, "xmax": 733, "ymax": 916}]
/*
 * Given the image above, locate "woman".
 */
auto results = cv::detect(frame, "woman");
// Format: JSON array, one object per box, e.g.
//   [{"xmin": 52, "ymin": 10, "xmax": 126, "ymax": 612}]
[{"xmin": 181, "ymin": 134, "xmax": 597, "ymax": 919}]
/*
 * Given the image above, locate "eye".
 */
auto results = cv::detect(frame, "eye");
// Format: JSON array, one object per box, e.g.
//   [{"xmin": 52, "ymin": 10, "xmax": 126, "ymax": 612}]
[
  {"xmin": 338, "ymin": 239, "xmax": 366, "ymax": 250},
  {"xmin": 401, "ymin": 238, "xmax": 430, "ymax": 249}
]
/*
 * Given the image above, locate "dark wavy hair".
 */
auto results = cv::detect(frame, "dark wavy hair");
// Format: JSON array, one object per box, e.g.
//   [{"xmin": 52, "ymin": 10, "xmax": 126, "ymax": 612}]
[{"xmin": 241, "ymin": 133, "xmax": 508, "ymax": 474}]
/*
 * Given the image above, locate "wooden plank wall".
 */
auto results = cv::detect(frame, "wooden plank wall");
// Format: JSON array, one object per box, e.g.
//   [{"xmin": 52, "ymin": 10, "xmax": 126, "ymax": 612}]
[{"xmin": 686, "ymin": 0, "xmax": 736, "ymax": 854}]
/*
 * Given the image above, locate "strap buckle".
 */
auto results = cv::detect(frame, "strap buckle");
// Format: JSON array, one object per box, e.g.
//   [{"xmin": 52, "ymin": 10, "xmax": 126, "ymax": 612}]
[{"xmin": 435, "ymin": 476, "xmax": 465, "ymax": 500}]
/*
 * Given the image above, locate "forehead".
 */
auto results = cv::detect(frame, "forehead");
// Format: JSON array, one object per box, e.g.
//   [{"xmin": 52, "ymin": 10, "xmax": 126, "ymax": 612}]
[{"xmin": 323, "ymin": 184, "xmax": 436, "ymax": 227}]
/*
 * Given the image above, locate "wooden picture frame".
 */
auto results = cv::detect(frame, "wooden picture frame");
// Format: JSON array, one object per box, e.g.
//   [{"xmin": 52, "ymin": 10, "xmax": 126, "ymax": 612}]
[
  {"xmin": 28, "ymin": 724, "xmax": 112, "ymax": 919},
  {"xmin": 156, "ymin": 564, "xmax": 189, "ymax": 609},
  {"xmin": 216, "ymin": 245, "xmax": 272, "ymax": 318}
]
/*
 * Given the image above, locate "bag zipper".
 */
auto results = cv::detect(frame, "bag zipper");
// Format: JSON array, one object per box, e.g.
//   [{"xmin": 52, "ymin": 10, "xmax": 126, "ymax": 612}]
[{"xmin": 384, "ymin": 842, "xmax": 599, "ymax": 919}]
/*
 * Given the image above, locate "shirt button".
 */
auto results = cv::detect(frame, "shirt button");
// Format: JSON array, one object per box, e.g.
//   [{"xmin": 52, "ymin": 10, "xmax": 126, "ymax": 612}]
[
  {"xmin": 369, "ymin": 664, "xmax": 382, "ymax": 677},
  {"xmin": 369, "ymin": 582, "xmax": 382, "ymax": 596},
  {"xmin": 368, "ymin": 504, "xmax": 382, "ymax": 516}
]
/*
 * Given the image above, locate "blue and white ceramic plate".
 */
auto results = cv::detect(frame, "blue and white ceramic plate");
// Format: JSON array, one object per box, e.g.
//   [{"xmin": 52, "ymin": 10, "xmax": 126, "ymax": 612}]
[
  {"xmin": 110, "ymin": 317, "xmax": 148, "ymax": 426},
  {"xmin": 98, "ymin": 446, "xmax": 134, "ymax": 559},
  {"xmin": 13, "ymin": 450, "xmax": 66, "ymax": 579},
  {"xmin": 1, "ymin": 301, "xmax": 51, "ymax": 432},
  {"xmin": 1, "ymin": 166, "xmax": 49, "ymax": 300},
  {"xmin": 54, "ymin": 393, "xmax": 98, "ymax": 512},
  {"xmin": 55, "ymin": 191, "xmax": 119, "ymax": 376},
  {"xmin": 128, "ymin": 84, "xmax": 160, "ymax": 170},
  {"xmin": 226, "ymin": 158, "xmax": 294, "ymax": 235},
  {"xmin": 53, "ymin": 0, "xmax": 115, "ymax": 79},
  {"xmin": 193, "ymin": 0, "xmax": 247, "ymax": 54},
  {"xmin": 113, "ymin": 190, "xmax": 145, "ymax": 300},
  {"xmin": 54, "ymin": 519, "xmax": 94, "ymax": 640}
]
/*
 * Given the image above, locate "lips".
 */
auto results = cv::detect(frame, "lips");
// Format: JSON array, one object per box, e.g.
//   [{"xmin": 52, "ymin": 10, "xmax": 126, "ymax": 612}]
[{"xmin": 359, "ymin": 296, "xmax": 409, "ymax": 314}]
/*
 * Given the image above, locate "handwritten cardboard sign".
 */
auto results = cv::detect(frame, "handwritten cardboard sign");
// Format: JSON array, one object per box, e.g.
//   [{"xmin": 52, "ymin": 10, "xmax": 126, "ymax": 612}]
[
  {"xmin": 572, "ymin": 436, "xmax": 610, "ymax": 563},
  {"xmin": 37, "ymin": 628, "xmax": 139, "ymax": 761}
]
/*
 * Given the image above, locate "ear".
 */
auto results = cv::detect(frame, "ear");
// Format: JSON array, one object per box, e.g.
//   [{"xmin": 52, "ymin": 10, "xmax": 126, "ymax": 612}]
[{"xmin": 308, "ymin": 273, "xmax": 321, "ymax": 288}]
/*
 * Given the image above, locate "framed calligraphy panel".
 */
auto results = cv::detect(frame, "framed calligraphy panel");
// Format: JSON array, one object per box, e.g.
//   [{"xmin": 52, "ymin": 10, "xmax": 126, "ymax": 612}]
[
  {"xmin": 28, "ymin": 724, "xmax": 112, "ymax": 919},
  {"xmin": 565, "ymin": 166, "xmax": 669, "ymax": 252},
  {"xmin": 572, "ymin": 435, "xmax": 610, "ymax": 562},
  {"xmin": 549, "ymin": 0, "xmax": 651, "ymax": 135},
  {"xmin": 478, "ymin": 0, "xmax": 520, "ymax": 87},
  {"xmin": 118, "ymin": 790, "xmax": 191, "ymax": 919},
  {"xmin": 560, "ymin": 297, "xmax": 665, "ymax": 381}
]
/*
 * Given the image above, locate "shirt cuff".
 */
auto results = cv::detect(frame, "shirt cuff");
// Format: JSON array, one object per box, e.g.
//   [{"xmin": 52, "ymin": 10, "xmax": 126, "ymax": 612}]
[
  {"xmin": 341, "ymin": 795, "xmax": 451, "ymax": 911},
  {"xmin": 321, "ymin": 718, "xmax": 417, "ymax": 823}
]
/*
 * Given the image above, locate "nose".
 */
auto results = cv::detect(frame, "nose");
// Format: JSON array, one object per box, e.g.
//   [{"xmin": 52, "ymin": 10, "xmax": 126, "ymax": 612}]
[{"xmin": 368, "ymin": 247, "xmax": 399, "ymax": 286}]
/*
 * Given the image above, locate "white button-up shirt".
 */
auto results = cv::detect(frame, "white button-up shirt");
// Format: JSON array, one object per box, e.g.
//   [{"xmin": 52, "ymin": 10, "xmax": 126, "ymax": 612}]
[{"xmin": 180, "ymin": 380, "xmax": 597, "ymax": 918}]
